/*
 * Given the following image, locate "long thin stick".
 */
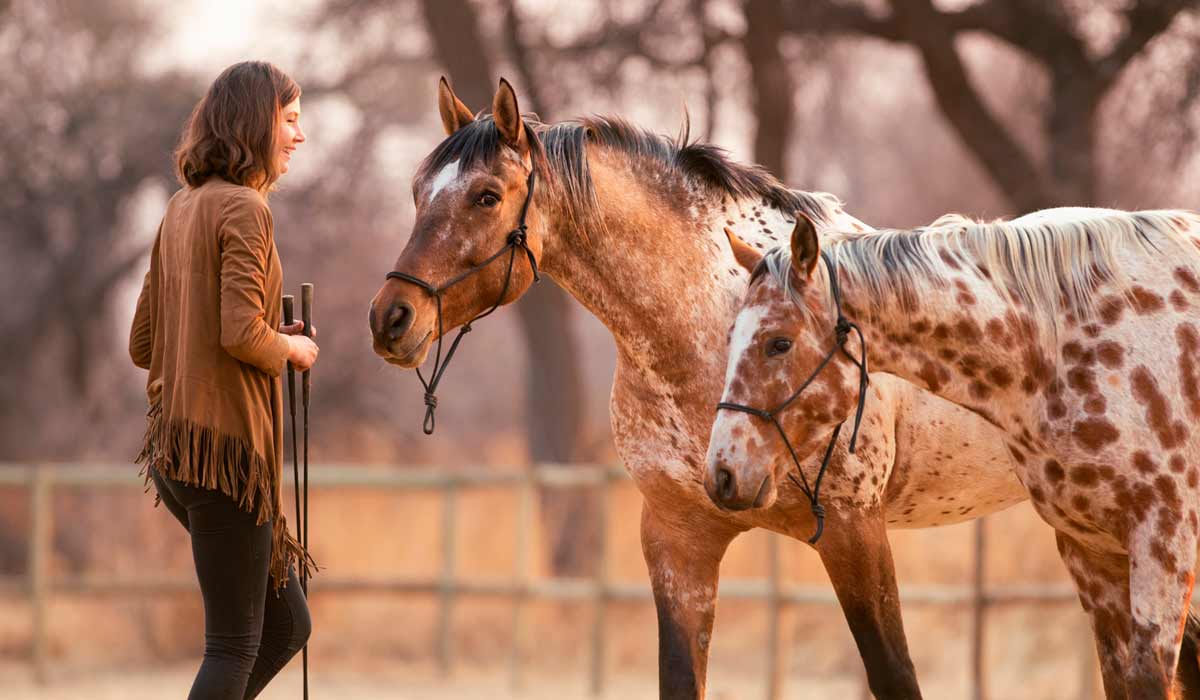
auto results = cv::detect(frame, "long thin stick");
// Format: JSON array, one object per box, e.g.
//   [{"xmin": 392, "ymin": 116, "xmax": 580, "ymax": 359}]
[
  {"xmin": 283, "ymin": 295, "xmax": 301, "ymax": 559},
  {"xmin": 300, "ymin": 282, "xmax": 313, "ymax": 700}
]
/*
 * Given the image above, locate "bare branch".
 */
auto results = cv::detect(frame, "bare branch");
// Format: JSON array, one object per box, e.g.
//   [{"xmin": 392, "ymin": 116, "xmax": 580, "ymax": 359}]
[
  {"xmin": 1097, "ymin": 0, "xmax": 1194, "ymax": 88},
  {"xmin": 502, "ymin": 0, "xmax": 549, "ymax": 117},
  {"xmin": 888, "ymin": 0, "xmax": 1055, "ymax": 210},
  {"xmin": 692, "ymin": 0, "xmax": 720, "ymax": 142}
]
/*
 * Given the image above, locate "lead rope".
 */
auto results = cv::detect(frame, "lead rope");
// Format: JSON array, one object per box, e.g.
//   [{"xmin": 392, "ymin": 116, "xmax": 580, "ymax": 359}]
[{"xmin": 386, "ymin": 169, "xmax": 539, "ymax": 434}]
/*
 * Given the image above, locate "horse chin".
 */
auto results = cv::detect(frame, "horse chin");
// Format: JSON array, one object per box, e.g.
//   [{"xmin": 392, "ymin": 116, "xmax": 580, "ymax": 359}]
[
  {"xmin": 381, "ymin": 330, "xmax": 433, "ymax": 369},
  {"xmin": 751, "ymin": 475, "xmax": 777, "ymax": 509}
]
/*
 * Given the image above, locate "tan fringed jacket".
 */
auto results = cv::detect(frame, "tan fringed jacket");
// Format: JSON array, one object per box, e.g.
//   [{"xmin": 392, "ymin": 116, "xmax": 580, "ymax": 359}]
[{"xmin": 130, "ymin": 179, "xmax": 309, "ymax": 590}]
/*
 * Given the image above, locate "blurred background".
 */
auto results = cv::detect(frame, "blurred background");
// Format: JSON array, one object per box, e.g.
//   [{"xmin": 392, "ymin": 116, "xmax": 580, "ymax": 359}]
[{"xmin": 2, "ymin": 0, "xmax": 1199, "ymax": 697}]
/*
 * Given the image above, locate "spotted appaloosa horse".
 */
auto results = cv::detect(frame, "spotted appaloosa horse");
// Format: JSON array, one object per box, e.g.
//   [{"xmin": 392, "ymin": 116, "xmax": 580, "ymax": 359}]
[
  {"xmin": 710, "ymin": 211, "xmax": 1200, "ymax": 698},
  {"xmin": 368, "ymin": 77, "xmax": 1033, "ymax": 699}
]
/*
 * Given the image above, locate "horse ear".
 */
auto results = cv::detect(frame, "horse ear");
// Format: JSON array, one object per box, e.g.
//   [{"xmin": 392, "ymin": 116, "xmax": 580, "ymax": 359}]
[
  {"xmin": 724, "ymin": 228, "xmax": 762, "ymax": 274},
  {"xmin": 438, "ymin": 76, "xmax": 475, "ymax": 136},
  {"xmin": 492, "ymin": 77, "xmax": 527, "ymax": 151},
  {"xmin": 790, "ymin": 213, "xmax": 821, "ymax": 280}
]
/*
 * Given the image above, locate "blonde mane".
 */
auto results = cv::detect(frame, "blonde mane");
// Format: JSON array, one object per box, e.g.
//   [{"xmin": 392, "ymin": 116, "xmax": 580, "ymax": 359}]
[{"xmin": 764, "ymin": 210, "xmax": 1200, "ymax": 348}]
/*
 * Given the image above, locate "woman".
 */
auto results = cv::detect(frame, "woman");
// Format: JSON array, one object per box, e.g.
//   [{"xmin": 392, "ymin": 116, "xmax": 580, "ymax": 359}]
[{"xmin": 129, "ymin": 61, "xmax": 317, "ymax": 699}]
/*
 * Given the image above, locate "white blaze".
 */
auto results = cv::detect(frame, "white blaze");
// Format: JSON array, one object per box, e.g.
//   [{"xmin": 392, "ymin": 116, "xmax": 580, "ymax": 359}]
[
  {"xmin": 723, "ymin": 304, "xmax": 769, "ymax": 391},
  {"xmin": 428, "ymin": 159, "xmax": 460, "ymax": 201}
]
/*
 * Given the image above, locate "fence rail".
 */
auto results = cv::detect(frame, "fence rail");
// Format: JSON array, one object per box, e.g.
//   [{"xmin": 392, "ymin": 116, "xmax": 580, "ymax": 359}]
[{"xmin": 0, "ymin": 463, "xmax": 1092, "ymax": 698}]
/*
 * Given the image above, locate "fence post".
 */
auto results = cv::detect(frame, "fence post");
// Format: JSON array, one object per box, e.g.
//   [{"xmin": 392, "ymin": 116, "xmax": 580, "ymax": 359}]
[
  {"xmin": 509, "ymin": 468, "xmax": 533, "ymax": 692},
  {"xmin": 30, "ymin": 465, "xmax": 51, "ymax": 684},
  {"xmin": 765, "ymin": 533, "xmax": 783, "ymax": 700},
  {"xmin": 589, "ymin": 468, "xmax": 612, "ymax": 697},
  {"xmin": 438, "ymin": 480, "xmax": 458, "ymax": 676},
  {"xmin": 972, "ymin": 518, "xmax": 987, "ymax": 700}
]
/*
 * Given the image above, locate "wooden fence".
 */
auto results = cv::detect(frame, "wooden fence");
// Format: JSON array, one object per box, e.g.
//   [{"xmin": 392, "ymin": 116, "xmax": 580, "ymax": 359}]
[{"xmin": 0, "ymin": 464, "xmax": 1095, "ymax": 699}]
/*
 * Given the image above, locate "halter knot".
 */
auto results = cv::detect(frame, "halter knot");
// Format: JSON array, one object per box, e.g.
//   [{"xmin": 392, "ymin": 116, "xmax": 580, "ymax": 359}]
[
  {"xmin": 808, "ymin": 501, "xmax": 827, "ymax": 544},
  {"xmin": 507, "ymin": 227, "xmax": 528, "ymax": 247},
  {"xmin": 835, "ymin": 317, "xmax": 851, "ymax": 344},
  {"xmin": 423, "ymin": 392, "xmax": 438, "ymax": 409}
]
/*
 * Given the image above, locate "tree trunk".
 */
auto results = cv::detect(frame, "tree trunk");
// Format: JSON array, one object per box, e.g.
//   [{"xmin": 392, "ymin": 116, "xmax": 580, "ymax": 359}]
[
  {"xmin": 1047, "ymin": 67, "xmax": 1100, "ymax": 205},
  {"xmin": 743, "ymin": 0, "xmax": 795, "ymax": 180},
  {"xmin": 419, "ymin": 0, "xmax": 592, "ymax": 576}
]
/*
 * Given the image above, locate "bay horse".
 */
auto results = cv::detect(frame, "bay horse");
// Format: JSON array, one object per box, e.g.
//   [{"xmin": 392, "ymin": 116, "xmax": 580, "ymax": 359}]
[
  {"xmin": 368, "ymin": 78, "xmax": 1032, "ymax": 698},
  {"xmin": 710, "ymin": 211, "xmax": 1200, "ymax": 698}
]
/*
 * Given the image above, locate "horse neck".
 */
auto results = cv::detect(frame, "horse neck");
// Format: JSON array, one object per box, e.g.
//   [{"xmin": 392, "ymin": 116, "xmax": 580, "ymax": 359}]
[
  {"xmin": 832, "ymin": 247, "xmax": 1034, "ymax": 427},
  {"xmin": 539, "ymin": 151, "xmax": 870, "ymax": 404}
]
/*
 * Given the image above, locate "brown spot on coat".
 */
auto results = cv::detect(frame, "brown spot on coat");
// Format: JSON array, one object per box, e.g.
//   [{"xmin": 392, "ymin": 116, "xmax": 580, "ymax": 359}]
[
  {"xmin": 1131, "ymin": 366, "xmax": 1188, "ymax": 449},
  {"xmin": 969, "ymin": 380, "xmax": 992, "ymax": 400},
  {"xmin": 1129, "ymin": 286, "xmax": 1165, "ymax": 315},
  {"xmin": 1176, "ymin": 267, "xmax": 1200, "ymax": 294},
  {"xmin": 954, "ymin": 318, "xmax": 982, "ymax": 344},
  {"xmin": 1071, "ymin": 466, "xmax": 1099, "ymax": 487},
  {"xmin": 1178, "ymin": 324, "xmax": 1200, "ymax": 420},
  {"xmin": 1098, "ymin": 297, "xmax": 1125, "ymax": 326},
  {"xmin": 917, "ymin": 361, "xmax": 948, "ymax": 393},
  {"xmin": 1171, "ymin": 290, "xmax": 1190, "ymax": 311},
  {"xmin": 1067, "ymin": 367, "xmax": 1097, "ymax": 396},
  {"xmin": 1071, "ymin": 418, "xmax": 1121, "ymax": 452},
  {"xmin": 1044, "ymin": 460, "xmax": 1065, "ymax": 483},
  {"xmin": 1132, "ymin": 451, "xmax": 1158, "ymax": 475},
  {"xmin": 986, "ymin": 366, "xmax": 1013, "ymax": 388},
  {"xmin": 1096, "ymin": 342, "xmax": 1124, "ymax": 369}
]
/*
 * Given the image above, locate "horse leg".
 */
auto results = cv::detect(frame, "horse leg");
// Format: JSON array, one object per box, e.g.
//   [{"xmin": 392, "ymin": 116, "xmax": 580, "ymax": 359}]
[
  {"xmin": 1125, "ymin": 518, "xmax": 1199, "ymax": 699},
  {"xmin": 641, "ymin": 502, "xmax": 739, "ymax": 700},
  {"xmin": 1175, "ymin": 611, "xmax": 1200, "ymax": 700},
  {"xmin": 817, "ymin": 506, "xmax": 922, "ymax": 699},
  {"xmin": 1056, "ymin": 531, "xmax": 1133, "ymax": 700}
]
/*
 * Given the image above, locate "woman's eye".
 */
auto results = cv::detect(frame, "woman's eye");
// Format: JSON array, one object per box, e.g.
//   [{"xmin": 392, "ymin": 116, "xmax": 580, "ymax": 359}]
[
  {"xmin": 767, "ymin": 337, "xmax": 792, "ymax": 356},
  {"xmin": 477, "ymin": 192, "xmax": 500, "ymax": 207}
]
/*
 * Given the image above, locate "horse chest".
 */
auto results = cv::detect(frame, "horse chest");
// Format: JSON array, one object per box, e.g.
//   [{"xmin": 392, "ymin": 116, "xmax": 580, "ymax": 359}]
[{"xmin": 609, "ymin": 371, "xmax": 709, "ymax": 489}]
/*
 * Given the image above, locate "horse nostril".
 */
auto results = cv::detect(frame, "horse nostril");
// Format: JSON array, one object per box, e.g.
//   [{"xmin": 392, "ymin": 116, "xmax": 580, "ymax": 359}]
[
  {"xmin": 386, "ymin": 302, "xmax": 412, "ymax": 342},
  {"xmin": 716, "ymin": 467, "xmax": 736, "ymax": 502}
]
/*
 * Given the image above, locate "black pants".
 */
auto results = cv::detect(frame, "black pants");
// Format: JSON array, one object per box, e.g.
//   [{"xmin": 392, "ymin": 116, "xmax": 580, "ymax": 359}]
[{"xmin": 151, "ymin": 472, "xmax": 311, "ymax": 700}]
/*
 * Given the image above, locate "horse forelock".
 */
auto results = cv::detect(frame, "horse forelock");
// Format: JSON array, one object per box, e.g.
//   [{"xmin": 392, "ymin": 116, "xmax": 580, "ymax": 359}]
[
  {"xmin": 760, "ymin": 246, "xmax": 835, "ymax": 330},
  {"xmin": 414, "ymin": 114, "xmax": 551, "ymax": 191}
]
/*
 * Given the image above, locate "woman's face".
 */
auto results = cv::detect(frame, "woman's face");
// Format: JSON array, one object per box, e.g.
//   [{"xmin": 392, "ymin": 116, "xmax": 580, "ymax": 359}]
[{"xmin": 276, "ymin": 97, "xmax": 305, "ymax": 176}]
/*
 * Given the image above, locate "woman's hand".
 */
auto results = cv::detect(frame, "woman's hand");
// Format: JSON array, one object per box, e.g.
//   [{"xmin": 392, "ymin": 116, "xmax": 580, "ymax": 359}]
[
  {"xmin": 285, "ymin": 334, "xmax": 319, "ymax": 371},
  {"xmin": 279, "ymin": 321, "xmax": 316, "ymax": 337}
]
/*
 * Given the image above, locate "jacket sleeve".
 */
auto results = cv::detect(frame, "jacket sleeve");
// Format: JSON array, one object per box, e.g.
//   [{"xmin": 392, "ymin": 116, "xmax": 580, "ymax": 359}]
[
  {"xmin": 128, "ymin": 269, "xmax": 153, "ymax": 370},
  {"xmin": 217, "ymin": 192, "xmax": 290, "ymax": 376}
]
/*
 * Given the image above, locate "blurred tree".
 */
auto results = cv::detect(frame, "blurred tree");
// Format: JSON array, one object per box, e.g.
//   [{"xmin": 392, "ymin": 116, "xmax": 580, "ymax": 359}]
[
  {"xmin": 0, "ymin": 0, "xmax": 196, "ymax": 573},
  {"xmin": 786, "ymin": 0, "xmax": 1198, "ymax": 211},
  {"xmin": 0, "ymin": 0, "xmax": 194, "ymax": 455},
  {"xmin": 744, "ymin": 0, "xmax": 794, "ymax": 177}
]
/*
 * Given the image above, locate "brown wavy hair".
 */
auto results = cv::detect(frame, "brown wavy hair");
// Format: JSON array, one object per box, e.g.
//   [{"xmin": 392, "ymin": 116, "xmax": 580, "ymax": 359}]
[{"xmin": 175, "ymin": 61, "xmax": 300, "ymax": 192}]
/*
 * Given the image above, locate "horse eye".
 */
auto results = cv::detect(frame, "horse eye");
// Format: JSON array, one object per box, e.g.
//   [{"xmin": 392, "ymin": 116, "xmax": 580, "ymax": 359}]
[
  {"xmin": 476, "ymin": 192, "xmax": 500, "ymax": 208},
  {"xmin": 766, "ymin": 337, "xmax": 792, "ymax": 357}
]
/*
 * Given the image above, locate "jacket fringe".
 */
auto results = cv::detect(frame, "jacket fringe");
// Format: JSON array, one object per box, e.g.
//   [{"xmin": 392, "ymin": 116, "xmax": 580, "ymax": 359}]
[{"xmin": 136, "ymin": 401, "xmax": 315, "ymax": 592}]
